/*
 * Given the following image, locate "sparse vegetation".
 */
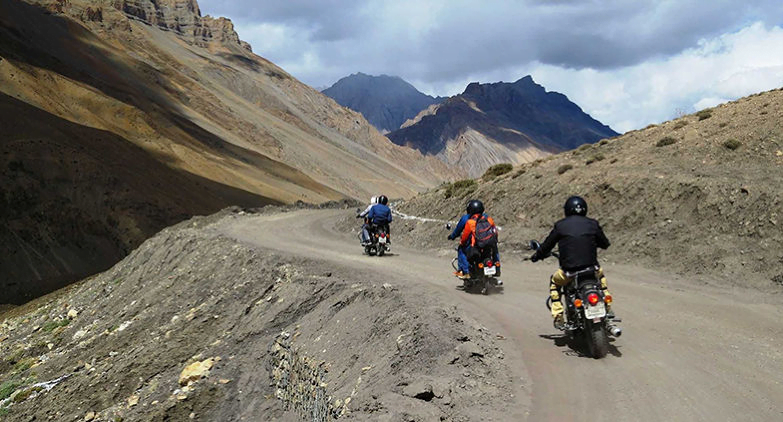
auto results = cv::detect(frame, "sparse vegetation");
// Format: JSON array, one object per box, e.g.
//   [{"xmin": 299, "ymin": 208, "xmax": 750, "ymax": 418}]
[
  {"xmin": 512, "ymin": 169, "xmax": 526, "ymax": 179},
  {"xmin": 557, "ymin": 164, "xmax": 574, "ymax": 175},
  {"xmin": 482, "ymin": 163, "xmax": 513, "ymax": 179},
  {"xmin": 586, "ymin": 154, "xmax": 606, "ymax": 165},
  {"xmin": 12, "ymin": 386, "xmax": 43, "ymax": 403},
  {"xmin": 719, "ymin": 122, "xmax": 728, "ymax": 128},
  {"xmin": 656, "ymin": 137, "xmax": 677, "ymax": 147},
  {"xmin": 645, "ymin": 123, "xmax": 657, "ymax": 129},
  {"xmin": 696, "ymin": 109, "xmax": 712, "ymax": 121},
  {"xmin": 598, "ymin": 139, "xmax": 609, "ymax": 146},
  {"xmin": 444, "ymin": 179, "xmax": 477, "ymax": 199},
  {"xmin": 41, "ymin": 318, "xmax": 70, "ymax": 333},
  {"xmin": 0, "ymin": 379, "xmax": 22, "ymax": 401},
  {"xmin": 673, "ymin": 120, "xmax": 688, "ymax": 130},
  {"xmin": 723, "ymin": 139, "xmax": 742, "ymax": 150}
]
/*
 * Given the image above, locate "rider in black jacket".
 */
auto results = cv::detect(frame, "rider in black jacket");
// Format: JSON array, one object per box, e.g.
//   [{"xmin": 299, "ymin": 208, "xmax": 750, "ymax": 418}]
[{"xmin": 531, "ymin": 196, "xmax": 614, "ymax": 328}]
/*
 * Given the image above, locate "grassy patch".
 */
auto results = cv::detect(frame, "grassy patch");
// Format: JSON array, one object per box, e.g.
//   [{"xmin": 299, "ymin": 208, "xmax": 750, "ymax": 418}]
[
  {"xmin": 0, "ymin": 379, "xmax": 22, "ymax": 401},
  {"xmin": 482, "ymin": 163, "xmax": 513, "ymax": 179},
  {"xmin": 673, "ymin": 120, "xmax": 688, "ymax": 130},
  {"xmin": 585, "ymin": 154, "xmax": 605, "ymax": 165},
  {"xmin": 41, "ymin": 318, "xmax": 70, "ymax": 333},
  {"xmin": 13, "ymin": 357, "xmax": 36, "ymax": 374},
  {"xmin": 0, "ymin": 407, "xmax": 9, "ymax": 417},
  {"xmin": 723, "ymin": 139, "xmax": 742, "ymax": 150},
  {"xmin": 511, "ymin": 169, "xmax": 526, "ymax": 179},
  {"xmin": 598, "ymin": 139, "xmax": 609, "ymax": 146},
  {"xmin": 444, "ymin": 179, "xmax": 476, "ymax": 199},
  {"xmin": 557, "ymin": 164, "xmax": 574, "ymax": 175},
  {"xmin": 12, "ymin": 386, "xmax": 43, "ymax": 403},
  {"xmin": 656, "ymin": 137, "xmax": 677, "ymax": 147},
  {"xmin": 696, "ymin": 109, "xmax": 712, "ymax": 121}
]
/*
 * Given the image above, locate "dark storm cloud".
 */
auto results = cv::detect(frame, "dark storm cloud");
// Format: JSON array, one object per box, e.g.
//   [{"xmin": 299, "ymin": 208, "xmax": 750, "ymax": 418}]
[{"xmin": 202, "ymin": 0, "xmax": 783, "ymax": 76}]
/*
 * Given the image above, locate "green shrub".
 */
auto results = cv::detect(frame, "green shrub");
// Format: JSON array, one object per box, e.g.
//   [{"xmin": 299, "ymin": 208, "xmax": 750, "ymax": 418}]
[
  {"xmin": 696, "ymin": 109, "xmax": 712, "ymax": 121},
  {"xmin": 585, "ymin": 154, "xmax": 605, "ymax": 165},
  {"xmin": 0, "ymin": 380, "xmax": 22, "ymax": 401},
  {"xmin": 557, "ymin": 164, "xmax": 574, "ymax": 175},
  {"xmin": 12, "ymin": 386, "xmax": 43, "ymax": 403},
  {"xmin": 41, "ymin": 318, "xmax": 70, "ymax": 333},
  {"xmin": 673, "ymin": 120, "xmax": 688, "ymax": 130},
  {"xmin": 723, "ymin": 139, "xmax": 741, "ymax": 150},
  {"xmin": 482, "ymin": 163, "xmax": 513, "ymax": 179},
  {"xmin": 444, "ymin": 179, "xmax": 476, "ymax": 199},
  {"xmin": 656, "ymin": 137, "xmax": 677, "ymax": 147}
]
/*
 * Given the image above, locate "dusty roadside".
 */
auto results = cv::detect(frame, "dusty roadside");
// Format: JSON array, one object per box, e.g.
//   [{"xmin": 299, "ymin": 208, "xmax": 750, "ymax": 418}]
[{"xmin": 0, "ymin": 208, "xmax": 515, "ymax": 421}]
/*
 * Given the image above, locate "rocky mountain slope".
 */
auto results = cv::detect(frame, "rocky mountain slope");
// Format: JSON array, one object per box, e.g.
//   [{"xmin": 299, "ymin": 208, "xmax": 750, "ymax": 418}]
[
  {"xmin": 321, "ymin": 73, "xmax": 443, "ymax": 133},
  {"xmin": 388, "ymin": 76, "xmax": 619, "ymax": 177},
  {"xmin": 397, "ymin": 87, "xmax": 783, "ymax": 289},
  {"xmin": 0, "ymin": 0, "xmax": 456, "ymax": 304},
  {"xmin": 0, "ymin": 207, "xmax": 511, "ymax": 421}
]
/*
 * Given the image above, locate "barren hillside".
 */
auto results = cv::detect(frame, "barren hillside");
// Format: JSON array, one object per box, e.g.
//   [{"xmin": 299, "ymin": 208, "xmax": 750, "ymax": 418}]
[
  {"xmin": 398, "ymin": 88, "xmax": 783, "ymax": 289},
  {"xmin": 0, "ymin": 0, "xmax": 457, "ymax": 303}
]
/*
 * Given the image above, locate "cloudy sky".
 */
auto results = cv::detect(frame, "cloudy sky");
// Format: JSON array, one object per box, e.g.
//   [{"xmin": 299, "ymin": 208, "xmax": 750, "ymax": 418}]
[{"xmin": 199, "ymin": 1, "xmax": 783, "ymax": 132}]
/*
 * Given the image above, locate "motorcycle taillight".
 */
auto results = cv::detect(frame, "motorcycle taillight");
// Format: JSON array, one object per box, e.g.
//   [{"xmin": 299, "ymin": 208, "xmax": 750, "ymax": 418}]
[
  {"xmin": 587, "ymin": 293, "xmax": 600, "ymax": 306},
  {"xmin": 486, "ymin": 261, "xmax": 493, "ymax": 267}
]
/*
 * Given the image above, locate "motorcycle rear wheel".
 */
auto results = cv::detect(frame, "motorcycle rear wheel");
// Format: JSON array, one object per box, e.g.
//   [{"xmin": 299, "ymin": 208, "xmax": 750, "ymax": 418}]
[{"xmin": 586, "ymin": 320, "xmax": 609, "ymax": 359}]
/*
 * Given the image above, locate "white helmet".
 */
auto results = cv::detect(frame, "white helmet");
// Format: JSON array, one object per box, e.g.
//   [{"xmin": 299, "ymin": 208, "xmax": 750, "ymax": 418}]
[{"xmin": 370, "ymin": 196, "xmax": 378, "ymax": 204}]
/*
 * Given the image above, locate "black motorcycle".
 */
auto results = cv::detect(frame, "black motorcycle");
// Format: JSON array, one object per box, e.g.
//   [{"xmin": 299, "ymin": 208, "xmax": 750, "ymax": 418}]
[
  {"xmin": 527, "ymin": 240, "xmax": 621, "ymax": 359},
  {"xmin": 447, "ymin": 224, "xmax": 502, "ymax": 295}
]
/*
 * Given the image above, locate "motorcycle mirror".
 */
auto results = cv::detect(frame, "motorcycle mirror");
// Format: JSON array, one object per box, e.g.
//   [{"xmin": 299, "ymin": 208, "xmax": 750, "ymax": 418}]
[
  {"xmin": 445, "ymin": 223, "xmax": 452, "ymax": 230},
  {"xmin": 528, "ymin": 240, "xmax": 541, "ymax": 251}
]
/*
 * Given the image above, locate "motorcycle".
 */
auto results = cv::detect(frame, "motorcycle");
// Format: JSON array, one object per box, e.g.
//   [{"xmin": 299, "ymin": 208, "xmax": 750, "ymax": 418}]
[
  {"xmin": 357, "ymin": 209, "xmax": 389, "ymax": 257},
  {"xmin": 446, "ymin": 223, "xmax": 502, "ymax": 295},
  {"xmin": 527, "ymin": 240, "xmax": 621, "ymax": 359}
]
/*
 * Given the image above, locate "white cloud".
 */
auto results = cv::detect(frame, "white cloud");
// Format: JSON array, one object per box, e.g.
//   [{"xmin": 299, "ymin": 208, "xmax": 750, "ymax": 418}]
[{"xmin": 201, "ymin": 1, "xmax": 783, "ymax": 133}]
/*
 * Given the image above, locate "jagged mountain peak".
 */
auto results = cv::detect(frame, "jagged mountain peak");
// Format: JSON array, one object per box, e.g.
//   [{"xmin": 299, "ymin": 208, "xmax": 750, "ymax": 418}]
[
  {"xmin": 322, "ymin": 73, "xmax": 444, "ymax": 133},
  {"xmin": 388, "ymin": 76, "xmax": 619, "ymax": 177}
]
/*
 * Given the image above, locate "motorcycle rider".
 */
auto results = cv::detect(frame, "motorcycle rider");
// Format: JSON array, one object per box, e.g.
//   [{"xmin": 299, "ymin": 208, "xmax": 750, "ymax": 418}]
[
  {"xmin": 367, "ymin": 195, "xmax": 392, "ymax": 244},
  {"xmin": 530, "ymin": 196, "xmax": 614, "ymax": 329},
  {"xmin": 448, "ymin": 200, "xmax": 500, "ymax": 279},
  {"xmin": 357, "ymin": 196, "xmax": 378, "ymax": 245}
]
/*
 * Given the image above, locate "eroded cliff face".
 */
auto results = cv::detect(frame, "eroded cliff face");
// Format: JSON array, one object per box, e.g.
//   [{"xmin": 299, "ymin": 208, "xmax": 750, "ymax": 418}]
[{"xmin": 28, "ymin": 0, "xmax": 251, "ymax": 51}]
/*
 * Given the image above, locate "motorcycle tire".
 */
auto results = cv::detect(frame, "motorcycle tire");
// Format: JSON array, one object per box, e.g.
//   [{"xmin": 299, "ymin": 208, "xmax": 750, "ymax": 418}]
[{"xmin": 585, "ymin": 320, "xmax": 609, "ymax": 359}]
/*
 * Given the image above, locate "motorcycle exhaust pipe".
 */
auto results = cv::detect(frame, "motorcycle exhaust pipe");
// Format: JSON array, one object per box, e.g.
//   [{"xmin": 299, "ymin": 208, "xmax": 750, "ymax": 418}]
[{"xmin": 608, "ymin": 325, "xmax": 622, "ymax": 337}]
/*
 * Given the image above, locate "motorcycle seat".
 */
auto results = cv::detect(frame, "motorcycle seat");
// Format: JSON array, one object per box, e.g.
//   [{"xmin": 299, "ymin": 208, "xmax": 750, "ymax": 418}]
[{"xmin": 564, "ymin": 265, "xmax": 600, "ymax": 278}]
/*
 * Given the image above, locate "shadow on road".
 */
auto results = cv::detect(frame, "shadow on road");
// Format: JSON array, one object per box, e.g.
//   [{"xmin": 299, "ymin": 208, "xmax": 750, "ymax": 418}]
[{"xmin": 539, "ymin": 333, "xmax": 623, "ymax": 358}]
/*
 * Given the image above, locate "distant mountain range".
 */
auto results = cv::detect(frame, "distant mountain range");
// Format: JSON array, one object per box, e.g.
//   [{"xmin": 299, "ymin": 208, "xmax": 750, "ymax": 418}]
[
  {"xmin": 322, "ymin": 73, "xmax": 444, "ymax": 133},
  {"xmin": 387, "ymin": 76, "xmax": 620, "ymax": 177}
]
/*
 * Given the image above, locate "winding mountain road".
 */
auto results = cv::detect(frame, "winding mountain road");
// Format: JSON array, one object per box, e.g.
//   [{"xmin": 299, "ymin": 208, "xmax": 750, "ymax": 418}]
[{"xmin": 221, "ymin": 209, "xmax": 783, "ymax": 421}]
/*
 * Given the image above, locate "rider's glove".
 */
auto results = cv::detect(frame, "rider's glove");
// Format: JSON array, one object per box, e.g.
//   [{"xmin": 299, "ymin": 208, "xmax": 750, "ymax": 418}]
[
  {"xmin": 530, "ymin": 253, "xmax": 539, "ymax": 262},
  {"xmin": 447, "ymin": 234, "xmax": 455, "ymax": 241},
  {"xmin": 355, "ymin": 214, "xmax": 362, "ymax": 218}
]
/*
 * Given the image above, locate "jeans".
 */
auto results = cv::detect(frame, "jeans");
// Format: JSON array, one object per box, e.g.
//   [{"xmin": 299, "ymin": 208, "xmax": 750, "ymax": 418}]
[{"xmin": 458, "ymin": 245, "xmax": 500, "ymax": 273}]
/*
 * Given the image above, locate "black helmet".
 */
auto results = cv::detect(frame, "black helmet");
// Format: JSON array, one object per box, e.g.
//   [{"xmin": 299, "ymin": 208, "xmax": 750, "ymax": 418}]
[
  {"xmin": 466, "ymin": 199, "xmax": 484, "ymax": 215},
  {"xmin": 564, "ymin": 196, "xmax": 587, "ymax": 217},
  {"xmin": 378, "ymin": 195, "xmax": 388, "ymax": 205}
]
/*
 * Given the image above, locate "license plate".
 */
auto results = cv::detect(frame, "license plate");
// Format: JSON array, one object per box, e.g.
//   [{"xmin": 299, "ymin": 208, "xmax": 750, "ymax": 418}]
[
  {"xmin": 584, "ymin": 302, "xmax": 606, "ymax": 319},
  {"xmin": 483, "ymin": 266, "xmax": 496, "ymax": 276},
  {"xmin": 378, "ymin": 237, "xmax": 387, "ymax": 244}
]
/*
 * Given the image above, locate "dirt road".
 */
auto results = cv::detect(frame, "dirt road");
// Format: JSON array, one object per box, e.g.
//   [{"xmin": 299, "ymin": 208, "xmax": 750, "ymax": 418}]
[{"xmin": 221, "ymin": 208, "xmax": 783, "ymax": 421}]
